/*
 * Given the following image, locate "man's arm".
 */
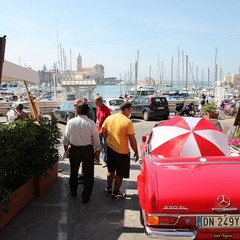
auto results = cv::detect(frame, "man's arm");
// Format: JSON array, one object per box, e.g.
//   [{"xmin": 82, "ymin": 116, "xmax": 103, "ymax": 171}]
[
  {"xmin": 128, "ymin": 134, "xmax": 139, "ymax": 162},
  {"xmin": 100, "ymin": 126, "xmax": 108, "ymax": 139}
]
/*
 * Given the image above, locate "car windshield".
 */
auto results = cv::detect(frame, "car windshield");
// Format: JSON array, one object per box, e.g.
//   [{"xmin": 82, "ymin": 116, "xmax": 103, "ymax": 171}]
[
  {"xmin": 109, "ymin": 99, "xmax": 123, "ymax": 106},
  {"xmin": 60, "ymin": 101, "xmax": 75, "ymax": 110},
  {"xmin": 152, "ymin": 98, "xmax": 168, "ymax": 105},
  {"xmin": 59, "ymin": 101, "xmax": 96, "ymax": 112}
]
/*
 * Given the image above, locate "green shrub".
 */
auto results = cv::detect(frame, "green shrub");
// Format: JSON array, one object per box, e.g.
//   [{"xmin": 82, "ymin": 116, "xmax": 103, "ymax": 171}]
[
  {"xmin": 0, "ymin": 116, "xmax": 62, "ymax": 213},
  {"xmin": 201, "ymin": 103, "xmax": 218, "ymax": 114}
]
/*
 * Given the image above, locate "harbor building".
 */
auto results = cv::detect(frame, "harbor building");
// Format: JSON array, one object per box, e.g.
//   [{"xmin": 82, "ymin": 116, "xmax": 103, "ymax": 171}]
[
  {"xmin": 59, "ymin": 53, "xmax": 104, "ymax": 99},
  {"xmin": 76, "ymin": 54, "xmax": 104, "ymax": 84},
  {"xmin": 38, "ymin": 54, "xmax": 105, "ymax": 99}
]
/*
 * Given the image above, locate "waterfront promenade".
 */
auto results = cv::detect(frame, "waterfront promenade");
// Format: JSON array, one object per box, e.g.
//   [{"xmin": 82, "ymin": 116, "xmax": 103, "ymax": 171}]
[{"xmin": 0, "ymin": 116, "xmax": 237, "ymax": 240}]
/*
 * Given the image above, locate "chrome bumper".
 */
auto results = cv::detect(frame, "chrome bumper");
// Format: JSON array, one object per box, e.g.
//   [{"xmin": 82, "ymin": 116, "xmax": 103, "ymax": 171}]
[{"xmin": 145, "ymin": 226, "xmax": 197, "ymax": 239}]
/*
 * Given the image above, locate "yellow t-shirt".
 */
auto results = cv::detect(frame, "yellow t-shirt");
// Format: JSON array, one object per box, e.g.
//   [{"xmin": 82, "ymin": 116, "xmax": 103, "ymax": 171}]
[{"xmin": 102, "ymin": 113, "xmax": 135, "ymax": 154}]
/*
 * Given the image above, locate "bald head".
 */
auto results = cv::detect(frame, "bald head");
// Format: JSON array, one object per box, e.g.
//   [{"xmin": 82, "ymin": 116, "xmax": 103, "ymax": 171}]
[
  {"xmin": 74, "ymin": 98, "xmax": 82, "ymax": 106},
  {"xmin": 93, "ymin": 95, "xmax": 103, "ymax": 103}
]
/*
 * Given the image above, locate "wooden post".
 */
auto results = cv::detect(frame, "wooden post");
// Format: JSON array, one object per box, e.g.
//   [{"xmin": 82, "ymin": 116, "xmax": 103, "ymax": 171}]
[
  {"xmin": 23, "ymin": 81, "xmax": 41, "ymax": 121},
  {"xmin": 0, "ymin": 35, "xmax": 6, "ymax": 86}
]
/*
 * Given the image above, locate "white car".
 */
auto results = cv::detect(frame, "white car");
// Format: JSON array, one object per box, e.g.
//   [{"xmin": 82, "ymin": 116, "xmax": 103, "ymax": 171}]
[{"xmin": 103, "ymin": 98, "xmax": 124, "ymax": 114}]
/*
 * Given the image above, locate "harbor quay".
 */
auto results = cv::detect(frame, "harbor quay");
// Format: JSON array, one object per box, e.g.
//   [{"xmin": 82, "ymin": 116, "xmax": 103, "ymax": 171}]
[
  {"xmin": 0, "ymin": 99, "xmax": 200, "ymax": 117},
  {"xmin": 0, "ymin": 117, "xmax": 236, "ymax": 240},
  {"xmin": 0, "ymin": 100, "xmax": 62, "ymax": 116}
]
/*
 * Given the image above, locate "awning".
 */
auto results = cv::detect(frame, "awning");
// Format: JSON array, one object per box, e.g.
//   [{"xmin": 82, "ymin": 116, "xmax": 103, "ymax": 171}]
[{"xmin": 2, "ymin": 60, "xmax": 40, "ymax": 84}]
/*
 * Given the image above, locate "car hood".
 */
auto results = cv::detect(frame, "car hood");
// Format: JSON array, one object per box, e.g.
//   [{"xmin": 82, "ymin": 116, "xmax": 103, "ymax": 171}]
[{"xmin": 148, "ymin": 158, "xmax": 240, "ymax": 214}]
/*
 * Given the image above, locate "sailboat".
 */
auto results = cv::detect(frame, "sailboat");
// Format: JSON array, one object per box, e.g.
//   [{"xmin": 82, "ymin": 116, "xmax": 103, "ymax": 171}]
[{"xmin": 127, "ymin": 51, "xmax": 159, "ymax": 98}]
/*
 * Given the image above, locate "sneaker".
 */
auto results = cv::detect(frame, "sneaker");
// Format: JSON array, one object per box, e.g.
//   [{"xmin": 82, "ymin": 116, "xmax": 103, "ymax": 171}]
[
  {"xmin": 104, "ymin": 187, "xmax": 112, "ymax": 196},
  {"xmin": 112, "ymin": 191, "xmax": 126, "ymax": 200}
]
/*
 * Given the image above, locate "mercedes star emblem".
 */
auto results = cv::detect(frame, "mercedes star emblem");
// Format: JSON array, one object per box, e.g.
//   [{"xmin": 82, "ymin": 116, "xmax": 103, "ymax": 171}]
[{"xmin": 217, "ymin": 195, "xmax": 231, "ymax": 208}]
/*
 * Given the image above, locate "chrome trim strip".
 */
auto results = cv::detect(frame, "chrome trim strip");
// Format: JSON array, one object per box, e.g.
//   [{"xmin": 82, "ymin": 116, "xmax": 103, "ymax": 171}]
[
  {"xmin": 212, "ymin": 207, "xmax": 238, "ymax": 212},
  {"xmin": 148, "ymin": 213, "xmax": 240, "ymax": 218},
  {"xmin": 145, "ymin": 226, "xmax": 197, "ymax": 239}
]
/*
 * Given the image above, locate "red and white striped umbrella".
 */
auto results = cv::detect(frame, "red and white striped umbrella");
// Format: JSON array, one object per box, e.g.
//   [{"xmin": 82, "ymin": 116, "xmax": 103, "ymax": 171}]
[{"xmin": 149, "ymin": 116, "xmax": 230, "ymax": 157}]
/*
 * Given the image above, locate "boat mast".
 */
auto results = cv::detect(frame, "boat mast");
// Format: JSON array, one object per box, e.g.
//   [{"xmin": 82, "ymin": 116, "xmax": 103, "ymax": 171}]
[
  {"xmin": 161, "ymin": 60, "xmax": 164, "ymax": 84},
  {"xmin": 60, "ymin": 44, "xmax": 63, "ymax": 72},
  {"xmin": 56, "ymin": 23, "xmax": 60, "ymax": 71},
  {"xmin": 214, "ymin": 48, "xmax": 218, "ymax": 88},
  {"xmin": 185, "ymin": 55, "xmax": 188, "ymax": 93},
  {"xmin": 157, "ymin": 53, "xmax": 160, "ymax": 93},
  {"xmin": 178, "ymin": 46, "xmax": 180, "ymax": 90},
  {"xmin": 208, "ymin": 68, "xmax": 210, "ymax": 87},
  {"xmin": 70, "ymin": 49, "xmax": 72, "ymax": 71},
  {"xmin": 196, "ymin": 66, "xmax": 198, "ymax": 88},
  {"xmin": 148, "ymin": 65, "xmax": 152, "ymax": 94},
  {"xmin": 182, "ymin": 51, "xmax": 184, "ymax": 90},
  {"xmin": 171, "ymin": 57, "xmax": 173, "ymax": 92},
  {"xmin": 157, "ymin": 53, "xmax": 160, "ymax": 83},
  {"xmin": 134, "ymin": 50, "xmax": 139, "ymax": 98}
]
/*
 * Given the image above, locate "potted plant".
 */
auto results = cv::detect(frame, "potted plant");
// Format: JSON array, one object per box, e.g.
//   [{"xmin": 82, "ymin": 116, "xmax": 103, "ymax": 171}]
[
  {"xmin": 201, "ymin": 103, "xmax": 219, "ymax": 119},
  {"xmin": 229, "ymin": 127, "xmax": 240, "ymax": 152},
  {"xmin": 0, "ymin": 115, "xmax": 62, "ymax": 229}
]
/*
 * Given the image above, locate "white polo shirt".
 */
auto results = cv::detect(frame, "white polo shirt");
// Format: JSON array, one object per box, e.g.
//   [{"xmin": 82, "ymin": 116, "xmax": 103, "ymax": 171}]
[{"xmin": 62, "ymin": 115, "xmax": 101, "ymax": 151}]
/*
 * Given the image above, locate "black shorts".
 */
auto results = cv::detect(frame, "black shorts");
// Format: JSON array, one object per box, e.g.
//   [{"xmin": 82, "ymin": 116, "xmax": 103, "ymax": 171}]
[{"xmin": 106, "ymin": 145, "xmax": 130, "ymax": 178}]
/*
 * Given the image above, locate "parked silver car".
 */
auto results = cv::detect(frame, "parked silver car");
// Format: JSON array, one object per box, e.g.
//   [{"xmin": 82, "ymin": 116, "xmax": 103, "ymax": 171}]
[{"xmin": 103, "ymin": 98, "xmax": 124, "ymax": 114}]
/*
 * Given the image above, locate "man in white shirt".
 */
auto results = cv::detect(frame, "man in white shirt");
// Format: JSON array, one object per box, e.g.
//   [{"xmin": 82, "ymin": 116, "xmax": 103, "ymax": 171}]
[
  {"xmin": 63, "ymin": 103, "xmax": 101, "ymax": 203},
  {"xmin": 17, "ymin": 95, "xmax": 25, "ymax": 102}
]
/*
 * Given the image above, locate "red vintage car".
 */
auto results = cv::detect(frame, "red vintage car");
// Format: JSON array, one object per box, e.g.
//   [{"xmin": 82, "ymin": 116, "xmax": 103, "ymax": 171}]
[{"xmin": 137, "ymin": 116, "xmax": 240, "ymax": 239}]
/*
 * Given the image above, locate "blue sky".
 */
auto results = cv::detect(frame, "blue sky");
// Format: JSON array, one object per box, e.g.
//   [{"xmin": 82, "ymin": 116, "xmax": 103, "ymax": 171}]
[{"xmin": 1, "ymin": 0, "xmax": 240, "ymax": 82}]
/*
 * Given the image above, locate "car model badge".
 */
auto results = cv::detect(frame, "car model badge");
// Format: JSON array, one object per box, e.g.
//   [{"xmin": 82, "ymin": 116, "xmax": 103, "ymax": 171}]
[{"xmin": 217, "ymin": 195, "xmax": 230, "ymax": 208}]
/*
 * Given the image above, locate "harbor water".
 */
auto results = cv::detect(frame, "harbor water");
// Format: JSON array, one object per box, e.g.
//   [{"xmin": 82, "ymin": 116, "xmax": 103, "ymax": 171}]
[
  {"xmin": 92, "ymin": 81, "xmax": 212, "ymax": 100},
  {"xmin": 93, "ymin": 84, "xmax": 131, "ymax": 99}
]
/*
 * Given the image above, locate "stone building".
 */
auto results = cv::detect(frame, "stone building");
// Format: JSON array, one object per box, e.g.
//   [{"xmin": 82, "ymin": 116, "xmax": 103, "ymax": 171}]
[
  {"xmin": 39, "ymin": 54, "xmax": 105, "ymax": 85},
  {"xmin": 75, "ymin": 54, "xmax": 104, "ymax": 83},
  {"xmin": 224, "ymin": 73, "xmax": 240, "ymax": 87}
]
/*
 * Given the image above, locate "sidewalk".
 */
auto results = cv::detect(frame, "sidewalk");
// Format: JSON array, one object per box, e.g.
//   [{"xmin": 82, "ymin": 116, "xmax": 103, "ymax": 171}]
[{"xmin": 0, "ymin": 117, "xmax": 151, "ymax": 240}]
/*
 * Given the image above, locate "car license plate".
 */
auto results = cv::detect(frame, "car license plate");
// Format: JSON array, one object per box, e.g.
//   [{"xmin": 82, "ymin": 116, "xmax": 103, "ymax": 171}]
[
  {"xmin": 197, "ymin": 215, "xmax": 240, "ymax": 228},
  {"xmin": 158, "ymin": 107, "xmax": 164, "ymax": 109}
]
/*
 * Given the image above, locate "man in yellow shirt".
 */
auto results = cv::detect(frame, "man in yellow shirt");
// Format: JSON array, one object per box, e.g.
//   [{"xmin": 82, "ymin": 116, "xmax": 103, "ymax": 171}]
[{"xmin": 101, "ymin": 102, "xmax": 139, "ymax": 200}]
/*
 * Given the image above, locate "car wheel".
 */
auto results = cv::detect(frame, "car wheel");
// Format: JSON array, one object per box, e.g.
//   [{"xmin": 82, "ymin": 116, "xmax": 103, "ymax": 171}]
[
  {"xmin": 143, "ymin": 111, "xmax": 150, "ymax": 121},
  {"xmin": 163, "ymin": 115, "xmax": 169, "ymax": 120}
]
